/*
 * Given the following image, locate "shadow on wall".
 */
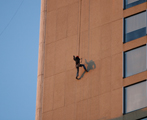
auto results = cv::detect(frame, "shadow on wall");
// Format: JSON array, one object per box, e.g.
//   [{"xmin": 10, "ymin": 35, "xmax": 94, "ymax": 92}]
[{"xmin": 79, "ymin": 59, "xmax": 96, "ymax": 79}]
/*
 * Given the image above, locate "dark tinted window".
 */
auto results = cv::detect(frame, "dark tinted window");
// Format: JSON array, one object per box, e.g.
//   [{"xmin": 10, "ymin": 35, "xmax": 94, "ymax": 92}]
[
  {"xmin": 124, "ymin": 12, "xmax": 146, "ymax": 43},
  {"xmin": 124, "ymin": 0, "xmax": 146, "ymax": 9}
]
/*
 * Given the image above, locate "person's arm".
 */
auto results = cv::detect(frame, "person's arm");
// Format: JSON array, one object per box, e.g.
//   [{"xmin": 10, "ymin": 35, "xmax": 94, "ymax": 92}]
[{"xmin": 73, "ymin": 55, "xmax": 76, "ymax": 61}]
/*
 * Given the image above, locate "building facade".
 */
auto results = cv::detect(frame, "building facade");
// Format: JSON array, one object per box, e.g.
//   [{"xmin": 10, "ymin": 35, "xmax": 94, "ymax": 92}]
[{"xmin": 36, "ymin": 0, "xmax": 147, "ymax": 120}]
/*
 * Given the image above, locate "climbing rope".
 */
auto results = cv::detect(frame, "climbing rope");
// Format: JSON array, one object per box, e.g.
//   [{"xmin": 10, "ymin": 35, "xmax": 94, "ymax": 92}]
[
  {"xmin": 0, "ymin": 0, "xmax": 24, "ymax": 37},
  {"xmin": 88, "ymin": 0, "xmax": 91, "ymax": 61},
  {"xmin": 77, "ymin": 0, "xmax": 82, "ymax": 56},
  {"xmin": 75, "ymin": 0, "xmax": 82, "ymax": 119},
  {"xmin": 75, "ymin": 0, "xmax": 92, "ymax": 119},
  {"xmin": 77, "ymin": 0, "xmax": 90, "ymax": 61}
]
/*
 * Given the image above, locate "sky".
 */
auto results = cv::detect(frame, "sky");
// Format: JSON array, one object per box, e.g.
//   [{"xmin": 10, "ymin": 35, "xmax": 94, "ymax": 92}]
[{"xmin": 0, "ymin": 0, "xmax": 41, "ymax": 120}]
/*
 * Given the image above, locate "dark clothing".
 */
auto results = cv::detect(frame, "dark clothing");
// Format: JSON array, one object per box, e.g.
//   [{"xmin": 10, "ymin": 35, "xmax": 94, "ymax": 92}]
[
  {"xmin": 73, "ymin": 56, "xmax": 87, "ymax": 78},
  {"xmin": 76, "ymin": 64, "xmax": 87, "ymax": 77},
  {"xmin": 73, "ymin": 56, "xmax": 80, "ymax": 65}
]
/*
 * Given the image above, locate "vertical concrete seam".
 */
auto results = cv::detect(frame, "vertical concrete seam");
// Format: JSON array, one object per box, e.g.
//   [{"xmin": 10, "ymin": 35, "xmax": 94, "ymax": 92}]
[
  {"xmin": 110, "ymin": 17, "xmax": 113, "ymax": 119},
  {"xmin": 52, "ymin": 1, "xmax": 57, "ymax": 115},
  {"xmin": 63, "ymin": 2, "xmax": 68, "ymax": 112}
]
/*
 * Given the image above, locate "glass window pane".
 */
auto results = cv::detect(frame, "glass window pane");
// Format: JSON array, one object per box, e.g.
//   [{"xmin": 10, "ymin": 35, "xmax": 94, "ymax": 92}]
[
  {"xmin": 124, "ymin": 81, "xmax": 147, "ymax": 113},
  {"xmin": 127, "ymin": 0, "xmax": 139, "ymax": 4},
  {"xmin": 124, "ymin": 46, "xmax": 146, "ymax": 77},
  {"xmin": 124, "ymin": 0, "xmax": 146, "ymax": 9},
  {"xmin": 124, "ymin": 12, "xmax": 146, "ymax": 43}
]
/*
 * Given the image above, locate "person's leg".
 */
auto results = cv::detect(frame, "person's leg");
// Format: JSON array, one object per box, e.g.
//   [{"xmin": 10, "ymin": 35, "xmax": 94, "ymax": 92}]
[
  {"xmin": 80, "ymin": 64, "xmax": 88, "ymax": 72},
  {"xmin": 76, "ymin": 67, "xmax": 79, "ymax": 79}
]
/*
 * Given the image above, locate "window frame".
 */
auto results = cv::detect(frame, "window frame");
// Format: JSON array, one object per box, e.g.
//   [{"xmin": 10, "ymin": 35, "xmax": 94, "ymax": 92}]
[
  {"xmin": 123, "ymin": 79, "xmax": 147, "ymax": 113},
  {"xmin": 123, "ymin": 10, "xmax": 147, "ymax": 43},
  {"xmin": 123, "ymin": 80, "xmax": 147, "ymax": 114},
  {"xmin": 123, "ymin": 44, "xmax": 146, "ymax": 78},
  {"xmin": 124, "ymin": 0, "xmax": 147, "ymax": 9}
]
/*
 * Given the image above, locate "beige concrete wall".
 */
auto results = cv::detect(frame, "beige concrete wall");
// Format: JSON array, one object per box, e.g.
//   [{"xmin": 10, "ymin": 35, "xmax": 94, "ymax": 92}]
[{"xmin": 36, "ymin": 0, "xmax": 147, "ymax": 120}]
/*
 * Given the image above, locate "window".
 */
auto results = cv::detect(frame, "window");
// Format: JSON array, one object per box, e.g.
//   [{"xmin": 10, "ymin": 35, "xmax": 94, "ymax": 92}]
[
  {"xmin": 124, "ymin": 80, "xmax": 147, "ymax": 114},
  {"xmin": 124, "ymin": 0, "xmax": 147, "ymax": 9},
  {"xmin": 124, "ymin": 45, "xmax": 146, "ymax": 78},
  {"xmin": 124, "ymin": 11, "xmax": 147, "ymax": 43}
]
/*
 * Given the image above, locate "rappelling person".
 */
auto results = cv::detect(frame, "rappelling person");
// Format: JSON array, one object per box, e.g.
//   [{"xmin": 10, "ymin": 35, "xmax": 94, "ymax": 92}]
[{"xmin": 73, "ymin": 55, "xmax": 88, "ymax": 80}]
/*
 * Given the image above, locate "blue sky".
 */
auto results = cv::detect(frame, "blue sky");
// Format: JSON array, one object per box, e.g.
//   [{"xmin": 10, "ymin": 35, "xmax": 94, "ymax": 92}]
[{"xmin": 0, "ymin": 0, "xmax": 41, "ymax": 119}]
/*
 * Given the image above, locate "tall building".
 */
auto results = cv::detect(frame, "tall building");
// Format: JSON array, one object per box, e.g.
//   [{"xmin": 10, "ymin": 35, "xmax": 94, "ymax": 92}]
[{"xmin": 36, "ymin": 0, "xmax": 147, "ymax": 120}]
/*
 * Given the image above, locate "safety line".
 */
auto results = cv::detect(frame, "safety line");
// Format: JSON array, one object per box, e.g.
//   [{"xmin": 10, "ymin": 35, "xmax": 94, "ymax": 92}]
[
  {"xmin": 0, "ymin": 0, "xmax": 24, "ymax": 37},
  {"xmin": 88, "ymin": 0, "xmax": 91, "ymax": 61},
  {"xmin": 88, "ymin": 1, "xmax": 92, "ymax": 120},
  {"xmin": 78, "ymin": 0, "xmax": 82, "ymax": 56},
  {"xmin": 75, "ymin": 0, "xmax": 81, "ymax": 119}
]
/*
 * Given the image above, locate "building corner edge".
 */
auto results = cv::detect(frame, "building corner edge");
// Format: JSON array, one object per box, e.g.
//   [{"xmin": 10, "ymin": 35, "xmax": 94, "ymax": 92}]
[{"xmin": 35, "ymin": 0, "xmax": 47, "ymax": 120}]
